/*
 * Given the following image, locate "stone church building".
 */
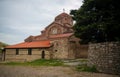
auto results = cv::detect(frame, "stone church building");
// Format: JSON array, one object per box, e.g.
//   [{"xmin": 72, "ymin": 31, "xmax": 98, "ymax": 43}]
[{"xmin": 4, "ymin": 12, "xmax": 88, "ymax": 62}]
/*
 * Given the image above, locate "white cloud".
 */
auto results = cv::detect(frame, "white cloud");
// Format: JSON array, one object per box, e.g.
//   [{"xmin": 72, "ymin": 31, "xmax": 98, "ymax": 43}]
[
  {"xmin": 0, "ymin": 0, "xmax": 83, "ymax": 44},
  {"xmin": 0, "ymin": 33, "xmax": 24, "ymax": 45}
]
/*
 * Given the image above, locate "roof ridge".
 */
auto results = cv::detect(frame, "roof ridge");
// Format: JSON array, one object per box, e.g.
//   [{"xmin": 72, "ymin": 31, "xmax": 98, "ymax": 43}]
[{"xmin": 5, "ymin": 40, "xmax": 51, "ymax": 48}]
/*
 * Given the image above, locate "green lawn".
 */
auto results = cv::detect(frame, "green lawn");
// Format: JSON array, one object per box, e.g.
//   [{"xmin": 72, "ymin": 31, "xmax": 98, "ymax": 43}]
[{"xmin": 0, "ymin": 59, "xmax": 64, "ymax": 66}]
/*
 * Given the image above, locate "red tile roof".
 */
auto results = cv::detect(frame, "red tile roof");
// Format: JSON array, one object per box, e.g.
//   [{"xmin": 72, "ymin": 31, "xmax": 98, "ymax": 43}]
[
  {"xmin": 49, "ymin": 33, "xmax": 73, "ymax": 39},
  {"xmin": 6, "ymin": 40, "xmax": 51, "ymax": 48}
]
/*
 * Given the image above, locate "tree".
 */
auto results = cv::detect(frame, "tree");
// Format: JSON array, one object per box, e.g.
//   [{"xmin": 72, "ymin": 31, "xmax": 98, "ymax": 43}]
[
  {"xmin": 0, "ymin": 42, "xmax": 8, "ymax": 53},
  {"xmin": 70, "ymin": 0, "xmax": 120, "ymax": 44}
]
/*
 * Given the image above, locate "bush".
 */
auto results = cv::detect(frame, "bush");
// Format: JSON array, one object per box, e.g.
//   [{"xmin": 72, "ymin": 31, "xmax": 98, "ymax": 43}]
[{"xmin": 76, "ymin": 64, "xmax": 98, "ymax": 72}]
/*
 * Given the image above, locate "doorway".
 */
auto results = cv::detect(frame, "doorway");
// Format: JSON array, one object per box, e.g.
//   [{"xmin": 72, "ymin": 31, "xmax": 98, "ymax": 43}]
[{"xmin": 41, "ymin": 51, "xmax": 45, "ymax": 59}]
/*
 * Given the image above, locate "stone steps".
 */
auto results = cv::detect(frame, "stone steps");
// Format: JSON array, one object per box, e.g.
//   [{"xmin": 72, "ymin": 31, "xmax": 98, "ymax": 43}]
[{"xmin": 62, "ymin": 59, "xmax": 87, "ymax": 66}]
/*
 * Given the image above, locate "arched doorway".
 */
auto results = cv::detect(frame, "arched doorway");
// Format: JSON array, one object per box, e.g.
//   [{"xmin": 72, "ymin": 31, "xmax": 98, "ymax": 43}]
[{"xmin": 41, "ymin": 51, "xmax": 45, "ymax": 59}]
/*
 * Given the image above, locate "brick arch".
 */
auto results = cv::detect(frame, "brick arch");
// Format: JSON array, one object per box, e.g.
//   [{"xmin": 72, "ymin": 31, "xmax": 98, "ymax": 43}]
[
  {"xmin": 48, "ymin": 26, "xmax": 62, "ymax": 35},
  {"xmin": 53, "ymin": 40, "xmax": 60, "ymax": 47},
  {"xmin": 45, "ymin": 23, "xmax": 63, "ymax": 36}
]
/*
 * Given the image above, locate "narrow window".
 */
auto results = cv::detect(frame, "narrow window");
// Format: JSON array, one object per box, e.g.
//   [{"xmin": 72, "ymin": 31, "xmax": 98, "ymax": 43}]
[
  {"xmin": 28, "ymin": 48, "xmax": 32, "ymax": 55},
  {"xmin": 56, "ymin": 43, "xmax": 59, "ymax": 46},
  {"xmin": 41, "ymin": 50, "xmax": 45, "ymax": 59},
  {"xmin": 55, "ymin": 50, "xmax": 57, "ymax": 52},
  {"xmin": 16, "ymin": 49, "xmax": 19, "ymax": 55}
]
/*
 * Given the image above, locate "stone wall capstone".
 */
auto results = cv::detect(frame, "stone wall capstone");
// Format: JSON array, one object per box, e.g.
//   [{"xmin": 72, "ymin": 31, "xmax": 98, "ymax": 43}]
[{"xmin": 88, "ymin": 42, "xmax": 120, "ymax": 75}]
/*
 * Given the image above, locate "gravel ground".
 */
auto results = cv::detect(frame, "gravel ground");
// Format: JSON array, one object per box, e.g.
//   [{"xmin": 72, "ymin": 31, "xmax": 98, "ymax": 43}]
[{"xmin": 0, "ymin": 65, "xmax": 119, "ymax": 77}]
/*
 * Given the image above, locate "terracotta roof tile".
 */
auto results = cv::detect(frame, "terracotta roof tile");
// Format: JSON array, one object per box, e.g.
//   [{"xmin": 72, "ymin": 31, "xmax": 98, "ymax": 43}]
[{"xmin": 6, "ymin": 40, "xmax": 51, "ymax": 48}]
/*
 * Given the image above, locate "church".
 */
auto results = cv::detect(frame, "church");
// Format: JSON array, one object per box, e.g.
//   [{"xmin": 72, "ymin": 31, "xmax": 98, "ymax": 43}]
[{"xmin": 4, "ymin": 12, "xmax": 88, "ymax": 62}]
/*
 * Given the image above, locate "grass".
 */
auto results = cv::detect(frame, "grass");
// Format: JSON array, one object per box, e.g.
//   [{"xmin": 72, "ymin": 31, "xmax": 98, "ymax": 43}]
[
  {"xmin": 78, "ymin": 59, "xmax": 88, "ymax": 63},
  {"xmin": 76, "ymin": 64, "xmax": 98, "ymax": 72},
  {"xmin": 74, "ymin": 59, "xmax": 98, "ymax": 73},
  {"xmin": 28, "ymin": 59, "xmax": 64, "ymax": 66},
  {"xmin": 0, "ymin": 59, "xmax": 98, "ymax": 73},
  {"xmin": 2, "ymin": 62, "xmax": 23, "ymax": 65},
  {"xmin": 0, "ymin": 59, "xmax": 64, "ymax": 66}
]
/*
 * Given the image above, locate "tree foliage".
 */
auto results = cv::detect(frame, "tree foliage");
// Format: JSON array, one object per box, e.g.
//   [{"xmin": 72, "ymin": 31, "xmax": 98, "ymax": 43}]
[
  {"xmin": 70, "ymin": 0, "xmax": 120, "ymax": 44},
  {"xmin": 0, "ymin": 42, "xmax": 8, "ymax": 53}
]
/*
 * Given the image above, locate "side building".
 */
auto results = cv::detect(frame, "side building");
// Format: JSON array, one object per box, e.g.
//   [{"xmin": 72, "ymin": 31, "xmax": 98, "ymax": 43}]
[{"xmin": 4, "ymin": 12, "xmax": 88, "ymax": 62}]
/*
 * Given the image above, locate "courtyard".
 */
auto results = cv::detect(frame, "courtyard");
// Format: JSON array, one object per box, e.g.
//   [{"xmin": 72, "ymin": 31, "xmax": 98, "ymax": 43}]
[{"xmin": 0, "ymin": 65, "xmax": 119, "ymax": 77}]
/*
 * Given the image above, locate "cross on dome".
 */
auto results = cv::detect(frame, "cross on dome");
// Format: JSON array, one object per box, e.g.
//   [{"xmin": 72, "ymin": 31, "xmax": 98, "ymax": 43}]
[{"xmin": 63, "ymin": 8, "xmax": 65, "ymax": 13}]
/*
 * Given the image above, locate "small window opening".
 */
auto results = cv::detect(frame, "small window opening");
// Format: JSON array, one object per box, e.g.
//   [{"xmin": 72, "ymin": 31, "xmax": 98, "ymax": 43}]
[
  {"xmin": 55, "ymin": 50, "xmax": 58, "ymax": 52},
  {"xmin": 28, "ymin": 48, "xmax": 32, "ymax": 55},
  {"xmin": 16, "ymin": 49, "xmax": 19, "ymax": 55}
]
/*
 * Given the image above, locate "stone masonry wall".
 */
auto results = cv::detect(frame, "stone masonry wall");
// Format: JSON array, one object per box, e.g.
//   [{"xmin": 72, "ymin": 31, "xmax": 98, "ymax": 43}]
[
  {"xmin": 51, "ymin": 38, "xmax": 69, "ymax": 59},
  {"xmin": 76, "ymin": 45, "xmax": 88, "ymax": 58},
  {"xmin": 5, "ymin": 48, "xmax": 50, "ymax": 62},
  {"xmin": 88, "ymin": 42, "xmax": 120, "ymax": 75}
]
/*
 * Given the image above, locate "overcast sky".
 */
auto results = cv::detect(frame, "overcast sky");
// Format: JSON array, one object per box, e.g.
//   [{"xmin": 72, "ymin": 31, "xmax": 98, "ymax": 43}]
[{"xmin": 0, "ymin": 0, "xmax": 83, "ymax": 45}]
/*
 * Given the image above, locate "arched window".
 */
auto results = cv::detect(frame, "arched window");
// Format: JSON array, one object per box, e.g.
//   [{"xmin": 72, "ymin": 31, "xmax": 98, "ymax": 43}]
[{"xmin": 52, "ymin": 28, "xmax": 58, "ymax": 34}]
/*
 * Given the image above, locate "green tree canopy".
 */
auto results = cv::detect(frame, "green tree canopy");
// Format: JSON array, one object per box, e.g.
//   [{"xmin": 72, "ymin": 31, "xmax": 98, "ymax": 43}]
[
  {"xmin": 70, "ymin": 0, "xmax": 120, "ymax": 44},
  {"xmin": 0, "ymin": 42, "xmax": 8, "ymax": 53}
]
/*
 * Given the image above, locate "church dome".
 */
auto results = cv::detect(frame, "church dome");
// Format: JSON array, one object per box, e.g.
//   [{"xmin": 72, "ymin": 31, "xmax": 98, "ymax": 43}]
[
  {"xmin": 54, "ymin": 12, "xmax": 73, "ymax": 26},
  {"xmin": 55, "ymin": 13, "xmax": 72, "ymax": 20},
  {"xmin": 55, "ymin": 13, "xmax": 71, "ymax": 19}
]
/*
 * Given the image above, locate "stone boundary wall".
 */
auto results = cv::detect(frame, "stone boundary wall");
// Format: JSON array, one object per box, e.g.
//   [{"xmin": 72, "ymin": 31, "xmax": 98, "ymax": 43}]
[
  {"xmin": 88, "ymin": 42, "xmax": 120, "ymax": 75},
  {"xmin": 0, "ymin": 53, "xmax": 2, "ymax": 61}
]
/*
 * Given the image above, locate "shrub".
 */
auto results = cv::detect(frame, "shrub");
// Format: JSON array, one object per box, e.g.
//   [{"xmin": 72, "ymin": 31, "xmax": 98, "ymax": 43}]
[{"xmin": 76, "ymin": 64, "xmax": 98, "ymax": 72}]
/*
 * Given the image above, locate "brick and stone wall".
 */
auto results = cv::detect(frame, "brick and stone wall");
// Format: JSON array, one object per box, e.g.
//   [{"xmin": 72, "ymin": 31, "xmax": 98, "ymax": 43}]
[
  {"xmin": 68, "ymin": 36, "xmax": 88, "ymax": 59},
  {"xmin": 76, "ymin": 45, "xmax": 88, "ymax": 58},
  {"xmin": 5, "ymin": 48, "xmax": 50, "ymax": 62},
  {"xmin": 51, "ymin": 38, "xmax": 69, "ymax": 59},
  {"xmin": 88, "ymin": 42, "xmax": 120, "ymax": 75}
]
